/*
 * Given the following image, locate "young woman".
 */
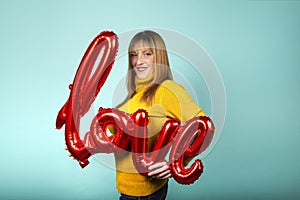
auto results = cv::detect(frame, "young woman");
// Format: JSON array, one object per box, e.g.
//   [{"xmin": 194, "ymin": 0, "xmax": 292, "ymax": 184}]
[{"xmin": 116, "ymin": 30, "xmax": 206, "ymax": 200}]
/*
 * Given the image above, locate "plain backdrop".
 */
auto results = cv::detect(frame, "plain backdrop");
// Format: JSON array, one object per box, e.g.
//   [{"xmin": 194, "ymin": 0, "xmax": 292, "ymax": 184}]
[{"xmin": 0, "ymin": 0, "xmax": 299, "ymax": 199}]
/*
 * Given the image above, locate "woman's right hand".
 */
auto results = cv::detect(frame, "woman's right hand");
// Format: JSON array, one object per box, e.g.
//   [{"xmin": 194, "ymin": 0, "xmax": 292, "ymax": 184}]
[{"xmin": 148, "ymin": 162, "xmax": 172, "ymax": 179}]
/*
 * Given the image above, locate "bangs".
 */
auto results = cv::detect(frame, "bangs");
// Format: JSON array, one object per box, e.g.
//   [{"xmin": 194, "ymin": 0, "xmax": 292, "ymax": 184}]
[{"xmin": 129, "ymin": 34, "xmax": 156, "ymax": 52}]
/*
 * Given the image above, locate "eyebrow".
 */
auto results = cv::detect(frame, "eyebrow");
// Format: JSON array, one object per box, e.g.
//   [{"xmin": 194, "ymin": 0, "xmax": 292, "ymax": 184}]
[{"xmin": 130, "ymin": 49, "xmax": 152, "ymax": 53}]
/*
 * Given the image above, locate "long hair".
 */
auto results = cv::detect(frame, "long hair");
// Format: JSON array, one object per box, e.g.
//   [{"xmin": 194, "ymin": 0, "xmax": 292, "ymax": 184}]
[{"xmin": 124, "ymin": 30, "xmax": 173, "ymax": 105}]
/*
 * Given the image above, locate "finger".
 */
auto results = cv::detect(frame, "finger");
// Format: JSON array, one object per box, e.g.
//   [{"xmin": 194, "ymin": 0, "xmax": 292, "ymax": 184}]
[
  {"xmin": 160, "ymin": 173, "xmax": 172, "ymax": 179},
  {"xmin": 148, "ymin": 166, "xmax": 168, "ymax": 176},
  {"xmin": 65, "ymin": 146, "xmax": 68, "ymax": 150},
  {"xmin": 156, "ymin": 172, "xmax": 172, "ymax": 179},
  {"xmin": 68, "ymin": 154, "xmax": 75, "ymax": 160},
  {"xmin": 148, "ymin": 165, "xmax": 169, "ymax": 176},
  {"xmin": 148, "ymin": 162, "xmax": 167, "ymax": 170},
  {"xmin": 152, "ymin": 169, "xmax": 171, "ymax": 179}
]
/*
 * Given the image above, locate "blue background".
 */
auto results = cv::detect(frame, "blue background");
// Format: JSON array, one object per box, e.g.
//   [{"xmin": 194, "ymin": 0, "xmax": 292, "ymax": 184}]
[{"xmin": 1, "ymin": 0, "xmax": 299, "ymax": 199}]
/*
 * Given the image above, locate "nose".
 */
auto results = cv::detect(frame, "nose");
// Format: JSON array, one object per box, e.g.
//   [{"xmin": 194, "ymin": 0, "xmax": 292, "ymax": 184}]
[{"xmin": 137, "ymin": 54, "xmax": 144, "ymax": 65}]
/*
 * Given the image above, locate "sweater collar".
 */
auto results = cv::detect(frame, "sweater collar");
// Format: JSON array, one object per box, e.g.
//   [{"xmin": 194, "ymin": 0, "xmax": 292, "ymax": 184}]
[{"xmin": 135, "ymin": 74, "xmax": 154, "ymax": 93}]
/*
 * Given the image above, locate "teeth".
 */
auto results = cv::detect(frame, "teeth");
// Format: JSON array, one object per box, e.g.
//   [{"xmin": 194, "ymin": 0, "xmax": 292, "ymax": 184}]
[{"xmin": 137, "ymin": 67, "xmax": 147, "ymax": 72}]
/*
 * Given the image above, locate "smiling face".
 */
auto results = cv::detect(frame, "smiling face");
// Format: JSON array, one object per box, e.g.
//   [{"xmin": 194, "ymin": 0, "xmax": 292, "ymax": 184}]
[
  {"xmin": 126, "ymin": 31, "xmax": 173, "ymax": 103},
  {"xmin": 130, "ymin": 41, "xmax": 155, "ymax": 80}
]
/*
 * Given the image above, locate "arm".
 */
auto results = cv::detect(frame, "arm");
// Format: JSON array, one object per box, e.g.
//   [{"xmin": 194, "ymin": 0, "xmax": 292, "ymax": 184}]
[{"xmin": 148, "ymin": 80, "xmax": 206, "ymax": 178}]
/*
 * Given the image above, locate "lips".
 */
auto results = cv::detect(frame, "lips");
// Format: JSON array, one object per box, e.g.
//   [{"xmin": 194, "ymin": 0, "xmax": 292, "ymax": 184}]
[{"xmin": 136, "ymin": 67, "xmax": 148, "ymax": 72}]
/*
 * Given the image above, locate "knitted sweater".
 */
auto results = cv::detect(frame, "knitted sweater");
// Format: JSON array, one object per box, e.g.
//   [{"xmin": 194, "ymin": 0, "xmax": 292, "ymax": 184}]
[{"xmin": 115, "ymin": 76, "xmax": 205, "ymax": 196}]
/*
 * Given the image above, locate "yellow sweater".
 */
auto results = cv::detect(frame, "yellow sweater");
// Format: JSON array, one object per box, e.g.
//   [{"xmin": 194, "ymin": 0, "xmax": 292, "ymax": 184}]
[{"xmin": 115, "ymin": 76, "xmax": 205, "ymax": 196}]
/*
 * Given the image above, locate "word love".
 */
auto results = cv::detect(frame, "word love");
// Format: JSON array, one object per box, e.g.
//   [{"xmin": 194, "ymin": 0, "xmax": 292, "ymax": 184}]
[
  {"xmin": 55, "ymin": 30, "xmax": 215, "ymax": 185},
  {"xmin": 84, "ymin": 107, "xmax": 215, "ymax": 185}
]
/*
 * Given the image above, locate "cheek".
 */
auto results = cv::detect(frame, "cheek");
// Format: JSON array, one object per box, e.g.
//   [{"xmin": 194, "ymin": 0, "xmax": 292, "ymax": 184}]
[
  {"xmin": 150, "ymin": 66, "xmax": 155, "ymax": 73},
  {"xmin": 131, "ymin": 58, "xmax": 137, "ymax": 66},
  {"xmin": 133, "ymin": 67, "xmax": 138, "ymax": 74},
  {"xmin": 149, "ymin": 57, "xmax": 155, "ymax": 71},
  {"xmin": 149, "ymin": 57, "xmax": 154, "ymax": 65}
]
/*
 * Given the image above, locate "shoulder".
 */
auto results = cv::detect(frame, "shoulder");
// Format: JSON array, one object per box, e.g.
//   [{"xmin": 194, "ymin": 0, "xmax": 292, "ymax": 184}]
[
  {"xmin": 160, "ymin": 80, "xmax": 184, "ymax": 91},
  {"xmin": 158, "ymin": 80, "xmax": 186, "ymax": 95},
  {"xmin": 155, "ymin": 80, "xmax": 188, "ymax": 101}
]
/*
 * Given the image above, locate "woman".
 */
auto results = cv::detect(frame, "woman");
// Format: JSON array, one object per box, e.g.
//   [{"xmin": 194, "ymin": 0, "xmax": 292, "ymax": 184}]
[{"xmin": 116, "ymin": 30, "xmax": 206, "ymax": 200}]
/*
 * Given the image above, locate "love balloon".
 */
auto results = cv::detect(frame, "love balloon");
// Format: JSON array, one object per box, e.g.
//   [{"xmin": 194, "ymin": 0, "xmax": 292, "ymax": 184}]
[{"xmin": 56, "ymin": 31, "xmax": 215, "ymax": 185}]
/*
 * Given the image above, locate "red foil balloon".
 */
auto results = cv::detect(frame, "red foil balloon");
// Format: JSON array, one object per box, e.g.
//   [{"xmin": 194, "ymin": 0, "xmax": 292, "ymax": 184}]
[
  {"xmin": 132, "ymin": 117, "xmax": 180, "ymax": 175},
  {"xmin": 56, "ymin": 31, "xmax": 118, "ymax": 168},
  {"xmin": 169, "ymin": 116, "xmax": 215, "ymax": 185},
  {"xmin": 84, "ymin": 107, "xmax": 133, "ymax": 154}
]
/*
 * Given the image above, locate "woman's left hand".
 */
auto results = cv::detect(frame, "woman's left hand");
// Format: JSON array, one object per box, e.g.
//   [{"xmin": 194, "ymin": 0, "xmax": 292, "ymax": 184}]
[{"xmin": 148, "ymin": 162, "xmax": 172, "ymax": 179}]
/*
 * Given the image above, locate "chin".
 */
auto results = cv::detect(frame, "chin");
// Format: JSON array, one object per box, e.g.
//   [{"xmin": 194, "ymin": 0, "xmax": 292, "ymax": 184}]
[{"xmin": 137, "ymin": 74, "xmax": 150, "ymax": 80}]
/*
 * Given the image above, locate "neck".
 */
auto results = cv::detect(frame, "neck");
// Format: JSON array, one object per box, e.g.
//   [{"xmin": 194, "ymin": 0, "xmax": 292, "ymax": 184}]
[{"xmin": 135, "ymin": 74, "xmax": 154, "ymax": 92}]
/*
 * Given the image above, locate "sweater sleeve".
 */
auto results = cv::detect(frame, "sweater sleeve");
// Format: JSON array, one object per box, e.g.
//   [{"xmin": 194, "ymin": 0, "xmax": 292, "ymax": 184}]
[
  {"xmin": 159, "ymin": 80, "xmax": 205, "ymax": 122},
  {"xmin": 158, "ymin": 80, "xmax": 206, "ymax": 166}
]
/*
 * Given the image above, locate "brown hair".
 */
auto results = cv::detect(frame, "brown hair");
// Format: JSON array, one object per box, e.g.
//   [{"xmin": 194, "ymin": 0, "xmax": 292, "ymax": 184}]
[{"xmin": 124, "ymin": 30, "xmax": 173, "ymax": 105}]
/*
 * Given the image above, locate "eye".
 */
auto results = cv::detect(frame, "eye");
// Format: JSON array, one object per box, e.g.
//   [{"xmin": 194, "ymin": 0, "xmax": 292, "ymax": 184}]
[
  {"xmin": 130, "ymin": 52, "xmax": 137, "ymax": 58},
  {"xmin": 144, "ymin": 52, "xmax": 152, "ymax": 56}
]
